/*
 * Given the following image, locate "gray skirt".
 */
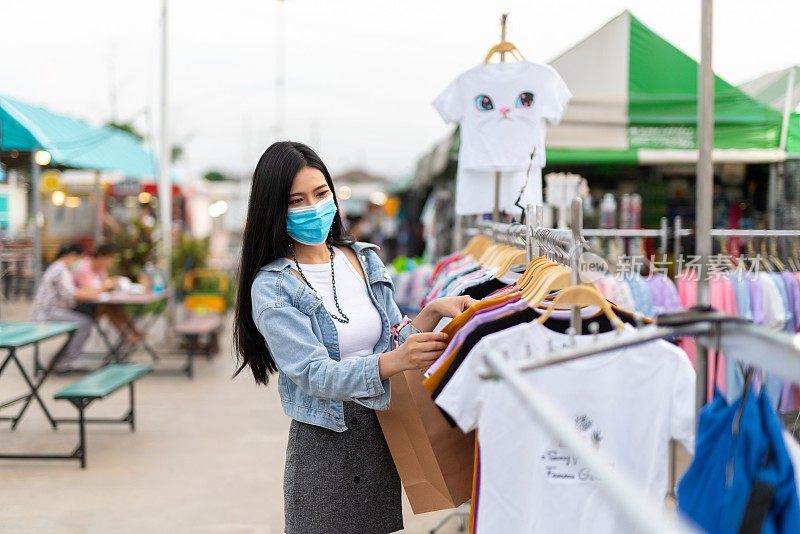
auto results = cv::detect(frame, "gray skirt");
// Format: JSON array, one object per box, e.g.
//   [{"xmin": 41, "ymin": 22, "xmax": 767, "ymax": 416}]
[{"xmin": 284, "ymin": 402, "xmax": 403, "ymax": 534}]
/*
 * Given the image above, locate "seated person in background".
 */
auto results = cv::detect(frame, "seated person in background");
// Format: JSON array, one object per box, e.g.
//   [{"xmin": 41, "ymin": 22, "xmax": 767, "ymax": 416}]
[
  {"xmin": 31, "ymin": 243, "xmax": 102, "ymax": 371},
  {"xmin": 73, "ymin": 243, "xmax": 143, "ymax": 343}
]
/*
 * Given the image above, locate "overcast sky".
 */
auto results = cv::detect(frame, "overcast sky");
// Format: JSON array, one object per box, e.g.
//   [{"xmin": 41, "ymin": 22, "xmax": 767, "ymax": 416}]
[{"xmin": 2, "ymin": 0, "xmax": 799, "ymax": 181}]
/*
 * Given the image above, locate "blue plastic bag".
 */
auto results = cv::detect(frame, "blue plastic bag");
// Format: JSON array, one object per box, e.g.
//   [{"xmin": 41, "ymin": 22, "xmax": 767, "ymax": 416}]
[{"xmin": 678, "ymin": 388, "xmax": 800, "ymax": 533}]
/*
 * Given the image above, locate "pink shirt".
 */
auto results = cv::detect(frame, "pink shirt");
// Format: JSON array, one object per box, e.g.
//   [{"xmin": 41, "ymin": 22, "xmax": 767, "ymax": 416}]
[
  {"xmin": 677, "ymin": 274, "xmax": 737, "ymax": 399},
  {"xmin": 73, "ymin": 259, "xmax": 108, "ymax": 289}
]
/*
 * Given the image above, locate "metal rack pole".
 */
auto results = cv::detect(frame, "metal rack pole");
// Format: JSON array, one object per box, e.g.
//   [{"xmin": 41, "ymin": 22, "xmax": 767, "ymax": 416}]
[
  {"xmin": 524, "ymin": 205, "xmax": 535, "ymax": 262},
  {"xmin": 492, "ymin": 14, "xmax": 508, "ymax": 223},
  {"xmin": 709, "ymin": 229, "xmax": 800, "ymax": 237},
  {"xmin": 570, "ymin": 198, "xmax": 583, "ymax": 333},
  {"xmin": 534, "ymin": 205, "xmax": 543, "ymax": 258},
  {"xmin": 659, "ymin": 217, "xmax": 669, "ymax": 256},
  {"xmin": 453, "ymin": 215, "xmax": 464, "ymax": 252},
  {"xmin": 673, "ymin": 216, "xmax": 683, "ymax": 268}
]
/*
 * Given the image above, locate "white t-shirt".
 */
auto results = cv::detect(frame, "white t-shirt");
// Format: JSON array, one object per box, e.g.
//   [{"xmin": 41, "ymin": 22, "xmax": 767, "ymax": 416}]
[
  {"xmin": 433, "ymin": 61, "xmax": 572, "ymax": 171},
  {"xmin": 758, "ymin": 273, "xmax": 788, "ymax": 330},
  {"xmin": 298, "ymin": 248, "xmax": 382, "ymax": 359},
  {"xmin": 454, "ymin": 166, "xmax": 542, "ymax": 216},
  {"xmin": 436, "ymin": 322, "xmax": 696, "ymax": 534}
]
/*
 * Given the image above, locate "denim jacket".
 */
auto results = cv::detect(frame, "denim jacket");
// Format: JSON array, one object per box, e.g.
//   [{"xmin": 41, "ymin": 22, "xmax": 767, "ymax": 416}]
[{"xmin": 251, "ymin": 242, "xmax": 417, "ymax": 432}]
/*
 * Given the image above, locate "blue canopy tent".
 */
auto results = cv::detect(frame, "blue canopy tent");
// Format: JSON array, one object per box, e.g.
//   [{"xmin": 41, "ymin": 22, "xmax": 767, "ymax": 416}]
[
  {"xmin": 0, "ymin": 95, "xmax": 156, "ymax": 177},
  {"xmin": 0, "ymin": 95, "xmax": 157, "ymax": 285}
]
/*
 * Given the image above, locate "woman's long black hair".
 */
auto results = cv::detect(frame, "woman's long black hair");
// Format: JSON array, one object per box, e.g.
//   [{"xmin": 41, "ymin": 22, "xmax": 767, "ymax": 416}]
[{"xmin": 233, "ymin": 141, "xmax": 352, "ymax": 385}]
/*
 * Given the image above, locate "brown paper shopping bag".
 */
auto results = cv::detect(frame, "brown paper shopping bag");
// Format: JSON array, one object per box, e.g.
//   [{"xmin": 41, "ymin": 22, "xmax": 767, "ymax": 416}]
[{"xmin": 376, "ymin": 369, "xmax": 475, "ymax": 514}]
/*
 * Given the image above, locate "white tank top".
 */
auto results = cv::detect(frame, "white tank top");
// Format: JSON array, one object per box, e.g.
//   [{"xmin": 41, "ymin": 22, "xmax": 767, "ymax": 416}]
[{"xmin": 297, "ymin": 247, "xmax": 383, "ymax": 359}]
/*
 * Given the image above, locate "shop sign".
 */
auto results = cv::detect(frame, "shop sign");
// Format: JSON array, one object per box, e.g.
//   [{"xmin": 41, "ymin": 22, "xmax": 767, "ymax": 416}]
[{"xmin": 628, "ymin": 126, "xmax": 695, "ymax": 149}]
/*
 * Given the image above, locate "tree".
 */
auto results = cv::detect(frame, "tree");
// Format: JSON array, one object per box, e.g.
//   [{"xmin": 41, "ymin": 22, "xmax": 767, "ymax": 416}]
[
  {"xmin": 106, "ymin": 120, "xmax": 184, "ymax": 163},
  {"xmin": 203, "ymin": 170, "xmax": 232, "ymax": 182},
  {"xmin": 107, "ymin": 121, "xmax": 145, "ymax": 141}
]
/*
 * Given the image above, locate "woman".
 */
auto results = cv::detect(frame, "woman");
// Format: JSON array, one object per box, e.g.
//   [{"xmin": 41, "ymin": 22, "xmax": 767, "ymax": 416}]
[
  {"xmin": 31, "ymin": 243, "xmax": 103, "ymax": 371},
  {"xmin": 233, "ymin": 141, "xmax": 472, "ymax": 534},
  {"xmin": 73, "ymin": 243, "xmax": 144, "ymax": 343}
]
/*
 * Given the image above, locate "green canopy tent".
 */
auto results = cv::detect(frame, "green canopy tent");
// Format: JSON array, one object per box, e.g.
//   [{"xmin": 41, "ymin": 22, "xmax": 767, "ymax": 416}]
[
  {"xmin": 545, "ymin": 10, "xmax": 800, "ymax": 164},
  {"xmin": 739, "ymin": 65, "xmax": 800, "ymax": 155},
  {"xmin": 414, "ymin": 10, "xmax": 800, "ymax": 178}
]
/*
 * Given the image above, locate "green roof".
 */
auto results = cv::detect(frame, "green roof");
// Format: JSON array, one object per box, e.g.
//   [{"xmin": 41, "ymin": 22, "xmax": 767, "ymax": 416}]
[
  {"xmin": 627, "ymin": 14, "xmax": 788, "ymax": 151},
  {"xmin": 0, "ymin": 95, "xmax": 156, "ymax": 177}
]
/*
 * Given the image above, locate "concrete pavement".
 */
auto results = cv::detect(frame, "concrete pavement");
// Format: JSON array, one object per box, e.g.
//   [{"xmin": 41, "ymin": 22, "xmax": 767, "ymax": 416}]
[{"xmin": 0, "ymin": 300, "xmax": 459, "ymax": 534}]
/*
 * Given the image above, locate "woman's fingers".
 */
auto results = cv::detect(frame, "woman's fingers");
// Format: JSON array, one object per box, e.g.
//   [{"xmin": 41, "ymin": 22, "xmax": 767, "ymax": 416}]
[
  {"xmin": 416, "ymin": 341, "xmax": 448, "ymax": 353},
  {"xmin": 460, "ymin": 296, "xmax": 477, "ymax": 310},
  {"xmin": 411, "ymin": 331, "xmax": 449, "ymax": 342}
]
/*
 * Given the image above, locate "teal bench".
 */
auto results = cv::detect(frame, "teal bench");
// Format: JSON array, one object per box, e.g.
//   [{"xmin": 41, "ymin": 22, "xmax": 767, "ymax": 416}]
[{"xmin": 54, "ymin": 363, "xmax": 152, "ymax": 468}]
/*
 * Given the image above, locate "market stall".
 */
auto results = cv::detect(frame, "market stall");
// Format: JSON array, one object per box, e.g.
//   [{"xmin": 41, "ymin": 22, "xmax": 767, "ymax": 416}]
[{"xmin": 0, "ymin": 94, "xmax": 157, "ymax": 288}]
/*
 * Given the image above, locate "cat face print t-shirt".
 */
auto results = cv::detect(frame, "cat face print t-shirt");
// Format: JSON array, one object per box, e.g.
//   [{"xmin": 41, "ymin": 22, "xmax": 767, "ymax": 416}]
[{"xmin": 434, "ymin": 61, "xmax": 572, "ymax": 171}]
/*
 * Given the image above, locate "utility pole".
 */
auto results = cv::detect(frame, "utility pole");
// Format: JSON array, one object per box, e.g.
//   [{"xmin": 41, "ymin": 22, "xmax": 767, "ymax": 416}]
[
  {"xmin": 695, "ymin": 0, "xmax": 714, "ymax": 409},
  {"xmin": 275, "ymin": 0, "xmax": 286, "ymax": 139},
  {"xmin": 158, "ymin": 0, "xmax": 172, "ymax": 285},
  {"xmin": 108, "ymin": 42, "xmax": 118, "ymax": 122}
]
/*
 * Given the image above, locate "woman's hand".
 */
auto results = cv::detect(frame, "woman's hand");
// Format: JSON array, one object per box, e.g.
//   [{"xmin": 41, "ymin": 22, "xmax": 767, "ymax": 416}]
[
  {"xmin": 378, "ymin": 332, "xmax": 449, "ymax": 379},
  {"xmin": 411, "ymin": 296, "xmax": 477, "ymax": 333},
  {"xmin": 430, "ymin": 296, "xmax": 476, "ymax": 319}
]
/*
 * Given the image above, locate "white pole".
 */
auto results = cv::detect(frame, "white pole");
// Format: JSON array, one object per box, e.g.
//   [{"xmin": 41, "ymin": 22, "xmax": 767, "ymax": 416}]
[
  {"xmin": 275, "ymin": 0, "xmax": 286, "ymax": 139},
  {"xmin": 695, "ymin": 0, "xmax": 714, "ymax": 409},
  {"xmin": 31, "ymin": 154, "xmax": 42, "ymax": 292},
  {"xmin": 94, "ymin": 171, "xmax": 103, "ymax": 244},
  {"xmin": 493, "ymin": 14, "xmax": 508, "ymax": 223},
  {"xmin": 159, "ymin": 0, "xmax": 172, "ymax": 284}
]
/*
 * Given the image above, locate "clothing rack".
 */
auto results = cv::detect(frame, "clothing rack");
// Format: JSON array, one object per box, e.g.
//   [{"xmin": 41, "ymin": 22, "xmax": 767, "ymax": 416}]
[
  {"xmin": 466, "ymin": 215, "xmax": 674, "ymax": 266},
  {"xmin": 482, "ymin": 311, "xmax": 800, "ymax": 534},
  {"xmin": 671, "ymin": 219, "xmax": 800, "ymax": 259},
  {"xmin": 472, "ymin": 206, "xmax": 574, "ymax": 264},
  {"xmin": 473, "ymin": 202, "xmax": 585, "ymax": 329},
  {"xmin": 492, "ymin": 312, "xmax": 800, "ymax": 408}
]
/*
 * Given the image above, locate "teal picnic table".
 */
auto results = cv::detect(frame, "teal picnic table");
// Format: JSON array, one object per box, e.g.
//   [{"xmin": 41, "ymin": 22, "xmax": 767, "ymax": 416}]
[{"xmin": 0, "ymin": 321, "xmax": 78, "ymax": 430}]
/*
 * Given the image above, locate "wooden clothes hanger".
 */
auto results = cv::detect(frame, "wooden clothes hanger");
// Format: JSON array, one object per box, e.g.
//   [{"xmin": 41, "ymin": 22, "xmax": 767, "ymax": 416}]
[
  {"xmin": 478, "ymin": 243, "xmax": 508, "ymax": 269},
  {"xmin": 484, "ymin": 41, "xmax": 525, "ymax": 64},
  {"xmin": 769, "ymin": 237, "xmax": 786, "ymax": 271},
  {"xmin": 520, "ymin": 263, "xmax": 572, "ymax": 307},
  {"xmin": 462, "ymin": 235, "xmax": 491, "ymax": 259},
  {"xmin": 789, "ymin": 238, "xmax": 800, "ymax": 272},
  {"xmin": 476, "ymin": 243, "xmax": 499, "ymax": 265},
  {"xmin": 497, "ymin": 249, "xmax": 528, "ymax": 277},
  {"xmin": 483, "ymin": 13, "xmax": 525, "ymax": 64},
  {"xmin": 515, "ymin": 256, "xmax": 550, "ymax": 290},
  {"xmin": 759, "ymin": 238, "xmax": 775, "ymax": 272},
  {"xmin": 537, "ymin": 284, "xmax": 624, "ymax": 330}
]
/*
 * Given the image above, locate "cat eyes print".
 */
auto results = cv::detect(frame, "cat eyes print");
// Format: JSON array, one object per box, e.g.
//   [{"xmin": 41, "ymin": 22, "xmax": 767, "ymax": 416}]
[
  {"xmin": 516, "ymin": 91, "xmax": 534, "ymax": 108},
  {"xmin": 474, "ymin": 94, "xmax": 494, "ymax": 111},
  {"xmin": 473, "ymin": 91, "xmax": 534, "ymax": 112}
]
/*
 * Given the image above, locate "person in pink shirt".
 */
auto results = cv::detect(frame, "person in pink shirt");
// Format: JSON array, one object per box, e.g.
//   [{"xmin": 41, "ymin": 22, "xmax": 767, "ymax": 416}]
[{"xmin": 73, "ymin": 244, "xmax": 143, "ymax": 343}]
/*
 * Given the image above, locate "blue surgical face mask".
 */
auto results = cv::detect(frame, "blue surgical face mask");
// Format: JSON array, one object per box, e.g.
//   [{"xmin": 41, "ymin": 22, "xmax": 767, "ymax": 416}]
[{"xmin": 286, "ymin": 195, "xmax": 337, "ymax": 245}]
